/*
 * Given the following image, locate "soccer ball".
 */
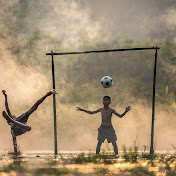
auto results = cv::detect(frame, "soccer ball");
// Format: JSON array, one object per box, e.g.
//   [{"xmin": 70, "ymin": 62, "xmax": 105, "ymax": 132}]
[{"xmin": 101, "ymin": 76, "xmax": 113, "ymax": 88}]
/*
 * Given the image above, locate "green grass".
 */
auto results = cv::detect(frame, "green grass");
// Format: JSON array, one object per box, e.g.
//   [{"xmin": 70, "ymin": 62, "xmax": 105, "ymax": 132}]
[
  {"xmin": 122, "ymin": 145, "xmax": 139, "ymax": 163},
  {"xmin": 71, "ymin": 152, "xmax": 117, "ymax": 164},
  {"xmin": 0, "ymin": 159, "xmax": 26, "ymax": 173}
]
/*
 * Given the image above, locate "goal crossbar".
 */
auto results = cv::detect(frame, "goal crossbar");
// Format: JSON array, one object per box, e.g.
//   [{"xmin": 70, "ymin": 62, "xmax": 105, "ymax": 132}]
[{"xmin": 46, "ymin": 47, "xmax": 160, "ymax": 56}]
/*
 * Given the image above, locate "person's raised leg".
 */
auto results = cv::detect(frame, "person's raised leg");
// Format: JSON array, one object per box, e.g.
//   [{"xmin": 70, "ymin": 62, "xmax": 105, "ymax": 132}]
[
  {"xmin": 112, "ymin": 141, "xmax": 118, "ymax": 155},
  {"xmin": 96, "ymin": 140, "xmax": 102, "ymax": 155},
  {"xmin": 2, "ymin": 111, "xmax": 31, "ymax": 131},
  {"xmin": 27, "ymin": 89, "xmax": 57, "ymax": 116}
]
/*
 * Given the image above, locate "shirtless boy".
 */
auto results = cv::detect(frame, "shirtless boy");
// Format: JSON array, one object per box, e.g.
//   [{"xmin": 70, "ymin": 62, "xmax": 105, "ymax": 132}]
[
  {"xmin": 2, "ymin": 89, "xmax": 57, "ymax": 155},
  {"xmin": 76, "ymin": 96, "xmax": 131, "ymax": 156}
]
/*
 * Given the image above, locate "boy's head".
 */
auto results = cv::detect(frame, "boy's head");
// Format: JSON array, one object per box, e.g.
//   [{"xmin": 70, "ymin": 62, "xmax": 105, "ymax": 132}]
[{"xmin": 103, "ymin": 96, "xmax": 111, "ymax": 107}]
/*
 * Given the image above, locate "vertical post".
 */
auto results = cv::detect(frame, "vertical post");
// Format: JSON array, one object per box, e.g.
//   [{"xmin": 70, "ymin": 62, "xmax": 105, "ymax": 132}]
[
  {"xmin": 150, "ymin": 47, "xmax": 158, "ymax": 154},
  {"xmin": 51, "ymin": 50, "xmax": 58, "ymax": 156}
]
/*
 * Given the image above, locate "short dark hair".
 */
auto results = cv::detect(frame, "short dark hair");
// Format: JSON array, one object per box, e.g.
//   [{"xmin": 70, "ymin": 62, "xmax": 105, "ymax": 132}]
[{"xmin": 103, "ymin": 96, "xmax": 111, "ymax": 101}]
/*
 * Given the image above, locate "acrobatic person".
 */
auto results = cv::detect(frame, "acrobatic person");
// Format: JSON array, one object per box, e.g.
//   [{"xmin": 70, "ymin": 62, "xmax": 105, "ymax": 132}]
[
  {"xmin": 76, "ymin": 96, "xmax": 131, "ymax": 157},
  {"xmin": 2, "ymin": 89, "xmax": 57, "ymax": 155}
]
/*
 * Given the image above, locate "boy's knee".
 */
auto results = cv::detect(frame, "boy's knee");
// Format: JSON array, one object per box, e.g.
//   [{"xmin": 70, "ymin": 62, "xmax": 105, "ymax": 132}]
[
  {"xmin": 98, "ymin": 141, "xmax": 102, "ymax": 145},
  {"xmin": 112, "ymin": 141, "xmax": 117, "ymax": 146},
  {"xmin": 27, "ymin": 126, "xmax": 32, "ymax": 131}
]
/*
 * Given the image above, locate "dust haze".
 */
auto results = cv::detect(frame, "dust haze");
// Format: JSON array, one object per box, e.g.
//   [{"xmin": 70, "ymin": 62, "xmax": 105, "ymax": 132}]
[{"xmin": 0, "ymin": 0, "xmax": 175, "ymax": 153}]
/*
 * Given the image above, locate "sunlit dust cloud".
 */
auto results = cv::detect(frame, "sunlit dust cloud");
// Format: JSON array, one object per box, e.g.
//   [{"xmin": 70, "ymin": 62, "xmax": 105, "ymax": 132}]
[
  {"xmin": 0, "ymin": 38, "xmax": 50, "ymax": 152},
  {"xmin": 0, "ymin": 0, "xmax": 175, "ymax": 154}
]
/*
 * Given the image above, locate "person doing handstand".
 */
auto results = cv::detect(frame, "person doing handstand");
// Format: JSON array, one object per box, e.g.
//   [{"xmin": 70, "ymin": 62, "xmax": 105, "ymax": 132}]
[
  {"xmin": 76, "ymin": 96, "xmax": 131, "ymax": 157},
  {"xmin": 2, "ymin": 89, "xmax": 57, "ymax": 155}
]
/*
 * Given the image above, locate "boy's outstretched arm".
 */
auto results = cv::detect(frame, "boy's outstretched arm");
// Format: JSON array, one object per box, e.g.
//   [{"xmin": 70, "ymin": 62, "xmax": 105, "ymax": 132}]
[
  {"xmin": 76, "ymin": 107, "xmax": 101, "ymax": 114},
  {"xmin": 113, "ymin": 106, "xmax": 131, "ymax": 118},
  {"xmin": 2, "ymin": 90, "xmax": 13, "ymax": 118}
]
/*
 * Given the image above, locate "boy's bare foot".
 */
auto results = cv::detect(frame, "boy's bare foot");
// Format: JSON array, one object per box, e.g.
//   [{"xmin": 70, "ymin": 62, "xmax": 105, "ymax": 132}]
[
  {"xmin": 48, "ymin": 89, "xmax": 57, "ymax": 95},
  {"xmin": 76, "ymin": 107, "xmax": 82, "ymax": 111},
  {"xmin": 2, "ymin": 111, "xmax": 13, "ymax": 123},
  {"xmin": 126, "ymin": 106, "xmax": 131, "ymax": 112},
  {"xmin": 113, "ymin": 154, "xmax": 119, "ymax": 158}
]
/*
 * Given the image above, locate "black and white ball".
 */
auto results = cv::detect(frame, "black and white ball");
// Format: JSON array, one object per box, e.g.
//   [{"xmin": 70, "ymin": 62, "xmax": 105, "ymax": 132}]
[{"xmin": 101, "ymin": 76, "xmax": 113, "ymax": 88}]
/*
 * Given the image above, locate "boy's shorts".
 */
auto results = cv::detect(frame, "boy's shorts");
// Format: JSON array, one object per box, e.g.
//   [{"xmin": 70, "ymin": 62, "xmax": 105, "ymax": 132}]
[
  {"xmin": 97, "ymin": 124, "xmax": 117, "ymax": 143},
  {"xmin": 11, "ymin": 111, "xmax": 30, "ymax": 136}
]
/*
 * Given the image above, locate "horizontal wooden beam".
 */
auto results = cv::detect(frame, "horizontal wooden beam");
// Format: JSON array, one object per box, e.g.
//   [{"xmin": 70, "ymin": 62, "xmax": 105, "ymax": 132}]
[{"xmin": 46, "ymin": 47, "xmax": 160, "ymax": 56}]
